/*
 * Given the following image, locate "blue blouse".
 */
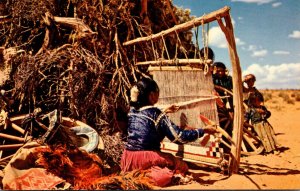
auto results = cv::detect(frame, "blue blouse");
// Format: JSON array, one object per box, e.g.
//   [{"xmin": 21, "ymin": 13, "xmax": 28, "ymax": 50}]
[
  {"xmin": 244, "ymin": 106, "xmax": 271, "ymax": 124},
  {"xmin": 125, "ymin": 106, "xmax": 204, "ymax": 151}
]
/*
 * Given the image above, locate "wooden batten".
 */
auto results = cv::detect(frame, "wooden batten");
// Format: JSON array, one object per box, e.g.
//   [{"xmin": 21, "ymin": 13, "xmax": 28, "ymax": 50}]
[
  {"xmin": 136, "ymin": 58, "xmax": 213, "ymax": 66},
  {"xmin": 148, "ymin": 65, "xmax": 202, "ymax": 71}
]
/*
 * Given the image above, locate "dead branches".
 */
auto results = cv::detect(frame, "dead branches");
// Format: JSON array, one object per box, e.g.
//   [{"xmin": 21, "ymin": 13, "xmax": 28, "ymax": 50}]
[{"xmin": 0, "ymin": 0, "xmax": 196, "ymax": 169}]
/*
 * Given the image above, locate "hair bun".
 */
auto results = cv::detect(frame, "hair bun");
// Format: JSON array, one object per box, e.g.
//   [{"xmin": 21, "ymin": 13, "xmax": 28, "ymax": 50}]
[
  {"xmin": 130, "ymin": 85, "xmax": 139, "ymax": 102},
  {"xmin": 244, "ymin": 74, "xmax": 256, "ymax": 82}
]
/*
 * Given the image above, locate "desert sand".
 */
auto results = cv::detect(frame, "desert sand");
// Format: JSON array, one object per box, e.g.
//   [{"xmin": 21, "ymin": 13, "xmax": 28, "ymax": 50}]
[{"xmin": 162, "ymin": 90, "xmax": 300, "ymax": 190}]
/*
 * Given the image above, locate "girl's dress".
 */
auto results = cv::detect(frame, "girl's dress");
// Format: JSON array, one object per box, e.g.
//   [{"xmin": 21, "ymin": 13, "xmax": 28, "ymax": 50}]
[{"xmin": 245, "ymin": 106, "xmax": 278, "ymax": 153}]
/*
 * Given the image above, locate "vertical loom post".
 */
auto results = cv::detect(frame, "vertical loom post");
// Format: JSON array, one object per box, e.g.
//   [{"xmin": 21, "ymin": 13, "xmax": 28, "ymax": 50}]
[{"xmin": 217, "ymin": 13, "xmax": 244, "ymax": 173}]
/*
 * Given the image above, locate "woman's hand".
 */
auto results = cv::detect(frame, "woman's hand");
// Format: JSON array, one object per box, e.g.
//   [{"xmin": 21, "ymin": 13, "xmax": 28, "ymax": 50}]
[
  {"xmin": 199, "ymin": 125, "xmax": 219, "ymax": 146},
  {"xmin": 163, "ymin": 104, "xmax": 180, "ymax": 113},
  {"xmin": 203, "ymin": 125, "xmax": 218, "ymax": 134},
  {"xmin": 256, "ymin": 108, "xmax": 265, "ymax": 114}
]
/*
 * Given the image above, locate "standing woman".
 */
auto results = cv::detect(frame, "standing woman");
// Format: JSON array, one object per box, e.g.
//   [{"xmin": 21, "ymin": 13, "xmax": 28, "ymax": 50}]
[{"xmin": 121, "ymin": 77, "xmax": 217, "ymax": 187}]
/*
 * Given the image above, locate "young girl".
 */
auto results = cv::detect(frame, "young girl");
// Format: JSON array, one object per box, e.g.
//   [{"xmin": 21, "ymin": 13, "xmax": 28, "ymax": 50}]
[
  {"xmin": 121, "ymin": 77, "xmax": 217, "ymax": 187},
  {"xmin": 243, "ymin": 74, "xmax": 264, "ymax": 106},
  {"xmin": 244, "ymin": 95, "xmax": 279, "ymax": 154}
]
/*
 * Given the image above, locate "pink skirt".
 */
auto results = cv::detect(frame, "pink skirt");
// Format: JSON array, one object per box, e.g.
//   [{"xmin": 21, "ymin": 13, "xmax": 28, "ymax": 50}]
[{"xmin": 121, "ymin": 149, "xmax": 188, "ymax": 187}]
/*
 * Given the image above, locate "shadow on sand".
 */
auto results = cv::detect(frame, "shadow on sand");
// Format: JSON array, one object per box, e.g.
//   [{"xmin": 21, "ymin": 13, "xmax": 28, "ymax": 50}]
[
  {"xmin": 186, "ymin": 163, "xmax": 230, "ymax": 185},
  {"xmin": 184, "ymin": 146, "xmax": 298, "ymax": 188},
  {"xmin": 239, "ymin": 161, "xmax": 300, "ymax": 176}
]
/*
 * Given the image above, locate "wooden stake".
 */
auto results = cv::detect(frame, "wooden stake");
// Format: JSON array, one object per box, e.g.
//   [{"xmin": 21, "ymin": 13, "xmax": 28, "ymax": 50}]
[
  {"xmin": 0, "ymin": 154, "xmax": 14, "ymax": 162},
  {"xmin": 0, "ymin": 133, "xmax": 27, "ymax": 142},
  {"xmin": 0, "ymin": 143, "xmax": 23, "ymax": 150},
  {"xmin": 11, "ymin": 123, "xmax": 25, "ymax": 134}
]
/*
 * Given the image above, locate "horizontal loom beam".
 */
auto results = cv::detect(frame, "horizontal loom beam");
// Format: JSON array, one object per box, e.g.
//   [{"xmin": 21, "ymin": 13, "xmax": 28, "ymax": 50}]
[{"xmin": 123, "ymin": 6, "xmax": 230, "ymax": 46}]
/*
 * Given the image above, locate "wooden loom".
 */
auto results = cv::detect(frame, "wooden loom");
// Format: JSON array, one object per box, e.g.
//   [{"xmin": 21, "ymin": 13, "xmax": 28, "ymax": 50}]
[
  {"xmin": 123, "ymin": 6, "xmax": 244, "ymax": 173},
  {"xmin": 149, "ymin": 66, "xmax": 227, "ymax": 169}
]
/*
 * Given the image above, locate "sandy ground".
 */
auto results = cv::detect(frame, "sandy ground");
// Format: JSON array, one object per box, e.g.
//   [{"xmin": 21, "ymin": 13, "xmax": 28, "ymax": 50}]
[
  {"xmin": 161, "ymin": 90, "xmax": 300, "ymax": 190},
  {"xmin": 1, "ymin": 83, "xmax": 299, "ymax": 189}
]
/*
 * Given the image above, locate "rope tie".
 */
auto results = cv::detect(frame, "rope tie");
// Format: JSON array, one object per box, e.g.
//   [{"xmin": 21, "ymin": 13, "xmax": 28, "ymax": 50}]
[
  {"xmin": 200, "ymin": 17, "xmax": 211, "ymax": 76},
  {"xmin": 150, "ymin": 38, "xmax": 157, "ymax": 61},
  {"xmin": 204, "ymin": 63, "xmax": 209, "ymax": 76},
  {"xmin": 201, "ymin": 19, "xmax": 206, "ymax": 59},
  {"xmin": 161, "ymin": 34, "xmax": 170, "ymax": 60},
  {"xmin": 173, "ymin": 58, "xmax": 179, "ymax": 68},
  {"xmin": 157, "ymin": 58, "xmax": 163, "ymax": 69}
]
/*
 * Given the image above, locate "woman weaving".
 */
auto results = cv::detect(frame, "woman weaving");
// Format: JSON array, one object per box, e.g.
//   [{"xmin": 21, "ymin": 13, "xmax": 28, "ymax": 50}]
[{"xmin": 121, "ymin": 77, "xmax": 218, "ymax": 187}]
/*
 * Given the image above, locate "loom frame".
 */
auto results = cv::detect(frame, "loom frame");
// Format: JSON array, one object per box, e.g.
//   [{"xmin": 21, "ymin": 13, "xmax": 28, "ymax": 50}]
[{"xmin": 123, "ymin": 6, "xmax": 244, "ymax": 174}]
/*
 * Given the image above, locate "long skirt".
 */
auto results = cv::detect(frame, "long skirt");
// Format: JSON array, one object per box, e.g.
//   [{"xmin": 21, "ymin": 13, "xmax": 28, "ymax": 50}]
[
  {"xmin": 253, "ymin": 121, "xmax": 278, "ymax": 153},
  {"xmin": 121, "ymin": 149, "xmax": 188, "ymax": 187}
]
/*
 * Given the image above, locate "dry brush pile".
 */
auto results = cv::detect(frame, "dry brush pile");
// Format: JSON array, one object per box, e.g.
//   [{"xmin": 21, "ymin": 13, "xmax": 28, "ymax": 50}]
[{"xmin": 0, "ymin": 0, "xmax": 194, "ymax": 168}]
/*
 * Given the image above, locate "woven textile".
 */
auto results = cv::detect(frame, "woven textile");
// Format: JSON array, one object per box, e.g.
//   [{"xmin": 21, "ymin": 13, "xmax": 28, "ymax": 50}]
[
  {"xmin": 150, "ymin": 66, "xmax": 224, "ymax": 165},
  {"xmin": 150, "ymin": 66, "xmax": 218, "ymax": 128}
]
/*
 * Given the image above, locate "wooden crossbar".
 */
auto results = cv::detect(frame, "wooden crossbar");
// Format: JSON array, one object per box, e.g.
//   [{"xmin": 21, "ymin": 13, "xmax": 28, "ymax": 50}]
[{"xmin": 123, "ymin": 6, "xmax": 230, "ymax": 46}]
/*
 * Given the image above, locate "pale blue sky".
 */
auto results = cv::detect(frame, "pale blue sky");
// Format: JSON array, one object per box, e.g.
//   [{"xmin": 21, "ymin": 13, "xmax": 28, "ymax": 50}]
[{"xmin": 173, "ymin": 0, "xmax": 300, "ymax": 89}]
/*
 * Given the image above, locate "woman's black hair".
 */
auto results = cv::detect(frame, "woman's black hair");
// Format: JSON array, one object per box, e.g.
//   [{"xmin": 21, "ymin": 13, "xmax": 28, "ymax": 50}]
[
  {"xmin": 213, "ymin": 62, "xmax": 226, "ymax": 69},
  {"xmin": 244, "ymin": 74, "xmax": 256, "ymax": 82},
  {"xmin": 130, "ymin": 77, "xmax": 159, "ymax": 109},
  {"xmin": 200, "ymin": 47, "xmax": 215, "ymax": 62}
]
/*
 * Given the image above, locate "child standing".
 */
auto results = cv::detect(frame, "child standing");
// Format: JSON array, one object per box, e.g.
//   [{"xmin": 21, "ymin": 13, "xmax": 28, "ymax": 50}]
[{"xmin": 244, "ymin": 95, "xmax": 279, "ymax": 154}]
